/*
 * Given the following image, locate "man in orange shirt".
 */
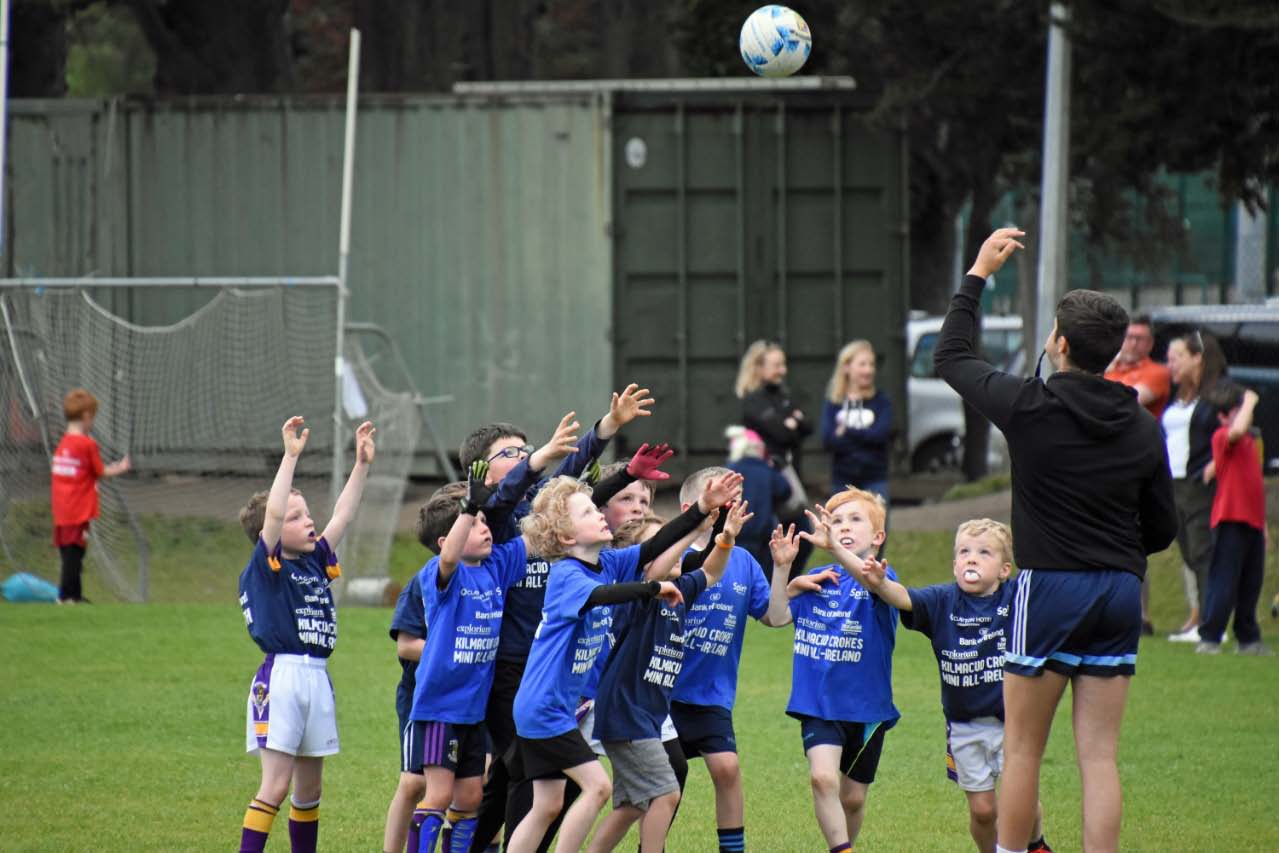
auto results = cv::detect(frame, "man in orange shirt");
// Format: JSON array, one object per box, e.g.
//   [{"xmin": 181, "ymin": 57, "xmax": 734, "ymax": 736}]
[
  {"xmin": 1104, "ymin": 314, "xmax": 1171, "ymax": 419},
  {"xmin": 51, "ymin": 388, "xmax": 131, "ymax": 603}
]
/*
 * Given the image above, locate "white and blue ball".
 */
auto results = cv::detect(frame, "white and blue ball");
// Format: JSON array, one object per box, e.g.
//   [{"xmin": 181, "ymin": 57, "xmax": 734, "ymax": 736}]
[{"xmin": 739, "ymin": 5, "xmax": 812, "ymax": 78}]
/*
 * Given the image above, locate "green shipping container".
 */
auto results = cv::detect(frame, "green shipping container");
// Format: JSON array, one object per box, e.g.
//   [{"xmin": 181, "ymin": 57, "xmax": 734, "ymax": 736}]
[{"xmin": 6, "ymin": 81, "xmax": 908, "ymax": 481}]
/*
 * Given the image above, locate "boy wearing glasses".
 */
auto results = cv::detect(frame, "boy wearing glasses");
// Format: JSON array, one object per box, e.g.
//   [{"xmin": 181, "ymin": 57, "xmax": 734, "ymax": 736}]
[{"xmin": 464, "ymin": 384, "xmax": 658, "ymax": 852}]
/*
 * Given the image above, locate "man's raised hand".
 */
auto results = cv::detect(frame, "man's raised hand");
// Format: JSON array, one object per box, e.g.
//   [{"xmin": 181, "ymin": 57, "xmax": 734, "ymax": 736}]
[{"xmin": 968, "ymin": 227, "xmax": 1026, "ymax": 279}]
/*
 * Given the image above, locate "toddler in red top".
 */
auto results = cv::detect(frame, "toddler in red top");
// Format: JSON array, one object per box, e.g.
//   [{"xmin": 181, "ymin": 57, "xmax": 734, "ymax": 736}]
[
  {"xmin": 50, "ymin": 389, "xmax": 131, "ymax": 603},
  {"xmin": 1197, "ymin": 382, "xmax": 1270, "ymax": 655}
]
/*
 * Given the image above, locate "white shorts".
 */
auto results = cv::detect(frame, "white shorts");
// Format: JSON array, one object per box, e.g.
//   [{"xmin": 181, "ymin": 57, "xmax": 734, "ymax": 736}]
[
  {"xmin": 245, "ymin": 653, "xmax": 339, "ymax": 757},
  {"xmin": 577, "ymin": 700, "xmax": 678, "ymax": 757},
  {"xmin": 946, "ymin": 717, "xmax": 1003, "ymax": 792}
]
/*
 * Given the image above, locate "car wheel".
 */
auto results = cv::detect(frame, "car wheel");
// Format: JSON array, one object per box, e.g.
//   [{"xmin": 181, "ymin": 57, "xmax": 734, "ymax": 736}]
[{"xmin": 912, "ymin": 434, "xmax": 962, "ymax": 474}]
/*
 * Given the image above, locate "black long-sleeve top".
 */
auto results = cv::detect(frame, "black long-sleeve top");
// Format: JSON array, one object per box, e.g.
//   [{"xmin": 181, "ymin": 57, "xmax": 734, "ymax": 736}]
[
  {"xmin": 934, "ymin": 275, "xmax": 1178, "ymax": 578},
  {"xmin": 741, "ymin": 382, "xmax": 812, "ymax": 465}
]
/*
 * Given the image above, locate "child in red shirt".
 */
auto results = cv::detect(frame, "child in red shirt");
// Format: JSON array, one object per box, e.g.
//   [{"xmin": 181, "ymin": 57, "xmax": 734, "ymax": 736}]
[
  {"xmin": 50, "ymin": 388, "xmax": 131, "ymax": 603},
  {"xmin": 1196, "ymin": 382, "xmax": 1269, "ymax": 655}
]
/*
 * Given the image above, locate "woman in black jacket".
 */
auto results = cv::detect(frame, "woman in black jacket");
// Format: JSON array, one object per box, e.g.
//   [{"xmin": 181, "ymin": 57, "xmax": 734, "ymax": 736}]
[{"xmin": 735, "ymin": 340, "xmax": 813, "ymax": 574}]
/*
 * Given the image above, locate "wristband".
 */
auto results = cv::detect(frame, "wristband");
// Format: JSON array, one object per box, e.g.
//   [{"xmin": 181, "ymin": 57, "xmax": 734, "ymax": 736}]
[{"xmin": 715, "ymin": 535, "xmax": 734, "ymax": 550}]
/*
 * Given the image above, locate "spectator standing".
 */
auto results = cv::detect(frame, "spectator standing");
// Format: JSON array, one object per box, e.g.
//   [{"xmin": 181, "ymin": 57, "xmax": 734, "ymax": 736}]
[{"xmin": 822, "ymin": 340, "xmax": 894, "ymax": 502}]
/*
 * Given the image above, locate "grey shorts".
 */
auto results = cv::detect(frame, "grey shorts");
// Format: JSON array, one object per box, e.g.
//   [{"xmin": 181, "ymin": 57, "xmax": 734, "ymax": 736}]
[
  {"xmin": 603, "ymin": 738, "xmax": 679, "ymax": 810},
  {"xmin": 946, "ymin": 717, "xmax": 1004, "ymax": 792}
]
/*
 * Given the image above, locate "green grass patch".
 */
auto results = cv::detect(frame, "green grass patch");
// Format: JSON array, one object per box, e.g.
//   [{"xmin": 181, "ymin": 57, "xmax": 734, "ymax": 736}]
[
  {"xmin": 941, "ymin": 473, "xmax": 1012, "ymax": 502},
  {"xmin": 2, "ymin": 508, "xmax": 1277, "ymax": 850}
]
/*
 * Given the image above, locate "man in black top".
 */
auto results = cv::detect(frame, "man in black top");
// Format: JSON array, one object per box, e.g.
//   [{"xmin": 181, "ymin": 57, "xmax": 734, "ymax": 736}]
[{"xmin": 935, "ymin": 228, "xmax": 1177, "ymax": 853}]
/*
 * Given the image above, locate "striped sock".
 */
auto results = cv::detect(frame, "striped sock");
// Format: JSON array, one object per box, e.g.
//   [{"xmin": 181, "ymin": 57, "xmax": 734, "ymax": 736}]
[
  {"xmin": 240, "ymin": 798, "xmax": 279, "ymax": 852},
  {"xmin": 288, "ymin": 798, "xmax": 320, "ymax": 853},
  {"xmin": 447, "ymin": 811, "xmax": 478, "ymax": 853},
  {"xmin": 408, "ymin": 802, "xmax": 430, "ymax": 853},
  {"xmin": 418, "ymin": 809, "xmax": 446, "ymax": 853},
  {"xmin": 717, "ymin": 825, "xmax": 745, "ymax": 853}
]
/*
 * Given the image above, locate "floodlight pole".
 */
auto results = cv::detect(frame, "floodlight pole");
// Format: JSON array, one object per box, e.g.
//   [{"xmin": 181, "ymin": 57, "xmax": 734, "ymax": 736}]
[
  {"xmin": 1035, "ymin": 3, "xmax": 1071, "ymax": 362},
  {"xmin": 331, "ymin": 29, "xmax": 360, "ymax": 512}
]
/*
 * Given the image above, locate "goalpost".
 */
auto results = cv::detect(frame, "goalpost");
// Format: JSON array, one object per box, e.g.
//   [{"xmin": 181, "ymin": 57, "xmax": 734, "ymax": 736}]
[{"xmin": 0, "ymin": 30, "xmax": 426, "ymax": 602}]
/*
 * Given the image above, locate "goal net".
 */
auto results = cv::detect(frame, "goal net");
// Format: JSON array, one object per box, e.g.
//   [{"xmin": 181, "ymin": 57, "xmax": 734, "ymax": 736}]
[{"xmin": 0, "ymin": 282, "xmax": 420, "ymax": 602}]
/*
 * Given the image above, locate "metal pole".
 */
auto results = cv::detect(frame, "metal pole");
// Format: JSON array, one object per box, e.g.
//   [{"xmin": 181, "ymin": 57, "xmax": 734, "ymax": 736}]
[
  {"xmin": 332, "ymin": 29, "xmax": 360, "ymax": 512},
  {"xmin": 1035, "ymin": 3, "xmax": 1071, "ymax": 363},
  {"xmin": 0, "ymin": 0, "xmax": 10, "ymax": 261}
]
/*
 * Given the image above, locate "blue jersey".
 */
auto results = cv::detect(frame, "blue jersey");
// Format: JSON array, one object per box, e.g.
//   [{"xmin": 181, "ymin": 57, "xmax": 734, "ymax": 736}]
[
  {"xmin": 390, "ymin": 573, "xmax": 427, "ymax": 729},
  {"xmin": 903, "ymin": 582, "xmax": 1015, "ymax": 722},
  {"xmin": 594, "ymin": 570, "xmax": 708, "ymax": 742},
  {"xmin": 238, "ymin": 536, "xmax": 340, "ymax": 657},
  {"xmin": 512, "ymin": 546, "xmax": 643, "ymax": 739},
  {"xmin": 670, "ymin": 547, "xmax": 771, "ymax": 710},
  {"xmin": 409, "ymin": 538, "xmax": 529, "ymax": 724},
  {"xmin": 580, "ymin": 605, "xmax": 616, "ymax": 701},
  {"xmin": 486, "ymin": 427, "xmax": 609, "ymax": 545},
  {"xmin": 787, "ymin": 563, "xmax": 899, "ymax": 725}
]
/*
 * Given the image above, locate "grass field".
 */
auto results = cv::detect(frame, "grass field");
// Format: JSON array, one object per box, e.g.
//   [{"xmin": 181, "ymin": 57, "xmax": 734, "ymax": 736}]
[{"xmin": 2, "ymin": 509, "xmax": 1278, "ymax": 851}]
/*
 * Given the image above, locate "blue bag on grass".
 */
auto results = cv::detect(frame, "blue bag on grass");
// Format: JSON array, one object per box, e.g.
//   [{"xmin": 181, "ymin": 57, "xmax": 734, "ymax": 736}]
[{"xmin": 2, "ymin": 572, "xmax": 59, "ymax": 603}]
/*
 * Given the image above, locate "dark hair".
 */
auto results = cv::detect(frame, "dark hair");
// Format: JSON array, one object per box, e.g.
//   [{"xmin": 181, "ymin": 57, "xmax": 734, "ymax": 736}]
[
  {"xmin": 459, "ymin": 423, "xmax": 527, "ymax": 468},
  {"xmin": 239, "ymin": 488, "xmax": 302, "ymax": 544},
  {"xmin": 600, "ymin": 461, "xmax": 657, "ymax": 500},
  {"xmin": 1129, "ymin": 313, "xmax": 1153, "ymax": 330},
  {"xmin": 1176, "ymin": 330, "xmax": 1227, "ymax": 396},
  {"xmin": 1054, "ymin": 290, "xmax": 1129, "ymax": 374},
  {"xmin": 416, "ymin": 482, "xmax": 467, "ymax": 553},
  {"xmin": 1203, "ymin": 380, "xmax": 1245, "ymax": 413}
]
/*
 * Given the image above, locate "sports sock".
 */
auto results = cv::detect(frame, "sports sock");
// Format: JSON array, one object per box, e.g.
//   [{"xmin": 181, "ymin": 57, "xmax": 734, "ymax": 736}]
[
  {"xmin": 408, "ymin": 802, "xmax": 430, "ymax": 853},
  {"xmin": 717, "ymin": 825, "xmax": 745, "ymax": 853},
  {"xmin": 830, "ymin": 844, "xmax": 852, "ymax": 853},
  {"xmin": 447, "ymin": 810, "xmax": 478, "ymax": 853},
  {"xmin": 288, "ymin": 798, "xmax": 320, "ymax": 853},
  {"xmin": 1028, "ymin": 836, "xmax": 1052, "ymax": 852},
  {"xmin": 996, "ymin": 846, "xmax": 1028, "ymax": 853},
  {"xmin": 418, "ymin": 808, "xmax": 446, "ymax": 853},
  {"xmin": 240, "ymin": 798, "xmax": 279, "ymax": 852}
]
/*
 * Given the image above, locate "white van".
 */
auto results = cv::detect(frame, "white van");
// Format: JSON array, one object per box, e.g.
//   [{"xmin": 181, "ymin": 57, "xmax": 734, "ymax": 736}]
[{"xmin": 905, "ymin": 313, "xmax": 1023, "ymax": 472}]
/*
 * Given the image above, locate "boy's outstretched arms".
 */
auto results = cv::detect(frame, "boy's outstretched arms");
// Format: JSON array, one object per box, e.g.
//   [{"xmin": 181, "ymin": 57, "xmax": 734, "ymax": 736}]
[
  {"xmin": 856, "ymin": 556, "xmax": 912, "ymax": 611},
  {"xmin": 593, "ymin": 442, "xmax": 674, "ymax": 508},
  {"xmin": 758, "ymin": 523, "xmax": 799, "ymax": 624},
  {"xmin": 596, "ymin": 383, "xmax": 655, "ymax": 440},
  {"xmin": 786, "ymin": 569, "xmax": 839, "ymax": 599},
  {"xmin": 437, "ymin": 461, "xmax": 491, "ymax": 586},
  {"xmin": 645, "ymin": 508, "xmax": 716, "ymax": 581},
  {"xmin": 262, "ymin": 416, "xmax": 309, "ymax": 550},
  {"xmin": 321, "ymin": 420, "xmax": 376, "ymax": 548},
  {"xmin": 527, "ymin": 411, "xmax": 582, "ymax": 475},
  {"xmin": 700, "ymin": 501, "xmax": 754, "ymax": 589}
]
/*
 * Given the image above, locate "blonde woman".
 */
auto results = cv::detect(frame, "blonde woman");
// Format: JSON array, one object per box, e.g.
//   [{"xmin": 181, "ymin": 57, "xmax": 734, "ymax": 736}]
[
  {"xmin": 822, "ymin": 340, "xmax": 894, "ymax": 502},
  {"xmin": 736, "ymin": 340, "xmax": 814, "ymax": 574}
]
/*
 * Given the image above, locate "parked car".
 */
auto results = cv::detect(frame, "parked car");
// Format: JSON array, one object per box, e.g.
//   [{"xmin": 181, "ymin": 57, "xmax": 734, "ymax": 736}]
[
  {"xmin": 905, "ymin": 312, "xmax": 1023, "ymax": 473},
  {"xmin": 1150, "ymin": 303, "xmax": 1279, "ymax": 474}
]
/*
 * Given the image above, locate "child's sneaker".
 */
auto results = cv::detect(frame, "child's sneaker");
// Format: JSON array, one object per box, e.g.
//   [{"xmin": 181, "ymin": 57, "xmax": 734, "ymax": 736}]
[
  {"xmin": 1028, "ymin": 836, "xmax": 1054, "ymax": 852},
  {"xmin": 1168, "ymin": 627, "xmax": 1200, "ymax": 643},
  {"xmin": 1236, "ymin": 642, "xmax": 1275, "ymax": 656},
  {"xmin": 1195, "ymin": 641, "xmax": 1222, "ymax": 655}
]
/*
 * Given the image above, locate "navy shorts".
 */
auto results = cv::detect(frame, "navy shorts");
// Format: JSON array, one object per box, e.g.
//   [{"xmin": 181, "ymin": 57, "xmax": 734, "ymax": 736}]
[
  {"xmin": 670, "ymin": 701, "xmax": 737, "ymax": 757},
  {"xmin": 1006, "ymin": 569, "xmax": 1141, "ymax": 678},
  {"xmin": 403, "ymin": 720, "xmax": 489, "ymax": 778},
  {"xmin": 798, "ymin": 717, "xmax": 888, "ymax": 785}
]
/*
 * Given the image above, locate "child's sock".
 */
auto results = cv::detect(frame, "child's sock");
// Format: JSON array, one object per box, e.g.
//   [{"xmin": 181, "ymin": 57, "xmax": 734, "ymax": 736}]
[
  {"xmin": 239, "ymin": 798, "xmax": 279, "ymax": 853},
  {"xmin": 996, "ymin": 846, "xmax": 1028, "ymax": 853},
  {"xmin": 288, "ymin": 798, "xmax": 320, "ymax": 853},
  {"xmin": 447, "ymin": 810, "xmax": 478, "ymax": 853},
  {"xmin": 717, "ymin": 825, "xmax": 745, "ymax": 853},
  {"xmin": 418, "ymin": 808, "xmax": 446, "ymax": 853},
  {"xmin": 408, "ymin": 802, "xmax": 431, "ymax": 853},
  {"xmin": 439, "ymin": 806, "xmax": 464, "ymax": 851},
  {"xmin": 830, "ymin": 844, "xmax": 852, "ymax": 853}
]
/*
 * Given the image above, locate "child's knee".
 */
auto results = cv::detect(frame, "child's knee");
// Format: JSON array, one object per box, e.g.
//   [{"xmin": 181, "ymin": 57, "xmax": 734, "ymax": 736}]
[
  {"xmin": 533, "ymin": 789, "xmax": 565, "ymax": 821},
  {"xmin": 968, "ymin": 796, "xmax": 996, "ymax": 826},
  {"xmin": 809, "ymin": 768, "xmax": 841, "ymax": 798},
  {"xmin": 708, "ymin": 756, "xmax": 741, "ymax": 789},
  {"xmin": 584, "ymin": 777, "xmax": 612, "ymax": 807},
  {"xmin": 838, "ymin": 784, "xmax": 866, "ymax": 814}
]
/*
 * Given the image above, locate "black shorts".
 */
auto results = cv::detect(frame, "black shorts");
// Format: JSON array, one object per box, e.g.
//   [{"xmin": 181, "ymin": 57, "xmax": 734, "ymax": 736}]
[
  {"xmin": 670, "ymin": 701, "xmax": 737, "ymax": 757},
  {"xmin": 513, "ymin": 730, "xmax": 599, "ymax": 781},
  {"xmin": 403, "ymin": 720, "xmax": 489, "ymax": 778},
  {"xmin": 486, "ymin": 658, "xmax": 525, "ymax": 759},
  {"xmin": 798, "ymin": 716, "xmax": 888, "ymax": 785}
]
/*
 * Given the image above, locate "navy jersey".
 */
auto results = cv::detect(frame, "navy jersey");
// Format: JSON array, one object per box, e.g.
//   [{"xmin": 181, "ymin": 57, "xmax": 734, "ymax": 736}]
[
  {"xmin": 409, "ymin": 538, "xmax": 529, "ymax": 724},
  {"xmin": 389, "ymin": 573, "xmax": 427, "ymax": 728},
  {"xmin": 671, "ymin": 547, "xmax": 771, "ymax": 711},
  {"xmin": 903, "ymin": 582, "xmax": 1015, "ymax": 722},
  {"xmin": 787, "ymin": 563, "xmax": 899, "ymax": 725},
  {"xmin": 512, "ymin": 546, "xmax": 643, "ymax": 739},
  {"xmin": 496, "ymin": 553, "xmax": 553, "ymax": 664},
  {"xmin": 238, "ymin": 536, "xmax": 340, "ymax": 657},
  {"xmin": 594, "ymin": 570, "xmax": 708, "ymax": 742}
]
